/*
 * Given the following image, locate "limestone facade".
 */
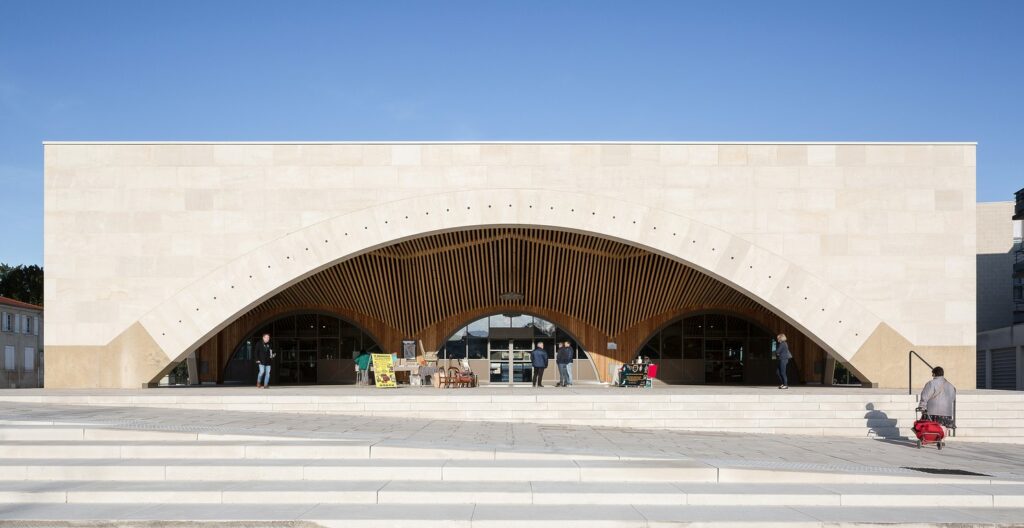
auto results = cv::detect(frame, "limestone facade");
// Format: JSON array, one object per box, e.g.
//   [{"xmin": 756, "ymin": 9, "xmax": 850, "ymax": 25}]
[
  {"xmin": 43, "ymin": 142, "xmax": 977, "ymax": 388},
  {"xmin": 976, "ymin": 201, "xmax": 1017, "ymax": 333}
]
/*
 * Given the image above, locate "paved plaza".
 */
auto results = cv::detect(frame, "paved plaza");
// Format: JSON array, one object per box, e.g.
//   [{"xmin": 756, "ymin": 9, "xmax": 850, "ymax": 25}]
[
  {"xmin": 2, "ymin": 393, "xmax": 1023, "ymax": 480},
  {"xmin": 1, "ymin": 388, "xmax": 1024, "ymax": 526}
]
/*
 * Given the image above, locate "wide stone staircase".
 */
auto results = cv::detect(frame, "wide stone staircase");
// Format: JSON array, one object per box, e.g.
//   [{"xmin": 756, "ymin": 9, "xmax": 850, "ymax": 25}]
[
  {"xmin": 4, "ymin": 388, "xmax": 1023, "ymax": 442},
  {"xmin": 1, "ymin": 422, "xmax": 1023, "ymax": 526}
]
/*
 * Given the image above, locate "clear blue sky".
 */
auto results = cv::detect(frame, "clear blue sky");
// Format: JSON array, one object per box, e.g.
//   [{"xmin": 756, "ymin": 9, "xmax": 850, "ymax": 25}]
[{"xmin": 1, "ymin": 0, "xmax": 1022, "ymax": 266}]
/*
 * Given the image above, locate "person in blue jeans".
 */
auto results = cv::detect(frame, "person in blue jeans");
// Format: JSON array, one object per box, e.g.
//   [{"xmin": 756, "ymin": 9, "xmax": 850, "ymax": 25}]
[
  {"xmin": 255, "ymin": 333, "xmax": 275, "ymax": 389},
  {"xmin": 563, "ymin": 342, "xmax": 574, "ymax": 387},
  {"xmin": 775, "ymin": 333, "xmax": 791, "ymax": 389},
  {"xmin": 530, "ymin": 342, "xmax": 549, "ymax": 387},
  {"xmin": 555, "ymin": 341, "xmax": 573, "ymax": 387}
]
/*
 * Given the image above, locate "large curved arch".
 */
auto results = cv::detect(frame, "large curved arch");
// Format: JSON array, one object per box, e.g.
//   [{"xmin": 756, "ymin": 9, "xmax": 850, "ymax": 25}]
[{"xmin": 135, "ymin": 188, "xmax": 885, "ymax": 385}]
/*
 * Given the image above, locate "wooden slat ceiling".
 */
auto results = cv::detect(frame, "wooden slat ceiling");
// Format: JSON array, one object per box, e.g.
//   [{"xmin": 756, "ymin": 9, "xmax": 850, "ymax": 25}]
[{"xmin": 250, "ymin": 228, "xmax": 765, "ymax": 337}]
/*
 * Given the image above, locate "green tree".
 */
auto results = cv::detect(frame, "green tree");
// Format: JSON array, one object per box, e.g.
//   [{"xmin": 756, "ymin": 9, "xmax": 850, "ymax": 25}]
[{"xmin": 0, "ymin": 264, "xmax": 44, "ymax": 306}]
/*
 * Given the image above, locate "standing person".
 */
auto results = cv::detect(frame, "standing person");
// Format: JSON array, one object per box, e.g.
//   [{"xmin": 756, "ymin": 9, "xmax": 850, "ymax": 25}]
[
  {"xmin": 255, "ymin": 333, "xmax": 274, "ymax": 389},
  {"xmin": 530, "ymin": 342, "xmax": 549, "ymax": 387},
  {"xmin": 564, "ymin": 341, "xmax": 574, "ymax": 387},
  {"xmin": 555, "ymin": 341, "xmax": 572, "ymax": 387},
  {"xmin": 354, "ymin": 349, "xmax": 372, "ymax": 386},
  {"xmin": 775, "ymin": 333, "xmax": 792, "ymax": 389},
  {"xmin": 918, "ymin": 366, "xmax": 957, "ymax": 428}
]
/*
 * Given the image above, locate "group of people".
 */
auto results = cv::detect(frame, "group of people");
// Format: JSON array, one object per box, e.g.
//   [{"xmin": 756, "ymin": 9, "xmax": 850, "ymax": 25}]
[
  {"xmin": 529, "ymin": 341, "xmax": 576, "ymax": 387},
  {"xmin": 255, "ymin": 331, "xmax": 958, "ymax": 431}
]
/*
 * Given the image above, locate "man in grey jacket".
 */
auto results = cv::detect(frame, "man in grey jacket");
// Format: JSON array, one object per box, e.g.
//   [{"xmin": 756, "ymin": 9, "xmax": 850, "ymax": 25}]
[
  {"xmin": 775, "ymin": 333, "xmax": 792, "ymax": 389},
  {"xmin": 918, "ymin": 366, "xmax": 956, "ymax": 427}
]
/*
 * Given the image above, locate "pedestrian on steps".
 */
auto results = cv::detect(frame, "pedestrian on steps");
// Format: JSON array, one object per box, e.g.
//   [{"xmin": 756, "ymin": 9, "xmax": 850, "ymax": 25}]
[
  {"xmin": 531, "ymin": 342, "xmax": 549, "ymax": 387},
  {"xmin": 563, "ymin": 341, "xmax": 574, "ymax": 386},
  {"xmin": 775, "ymin": 333, "xmax": 791, "ymax": 390},
  {"xmin": 556, "ymin": 341, "xmax": 573, "ymax": 387},
  {"xmin": 255, "ymin": 333, "xmax": 275, "ymax": 389},
  {"xmin": 918, "ymin": 366, "xmax": 957, "ymax": 428}
]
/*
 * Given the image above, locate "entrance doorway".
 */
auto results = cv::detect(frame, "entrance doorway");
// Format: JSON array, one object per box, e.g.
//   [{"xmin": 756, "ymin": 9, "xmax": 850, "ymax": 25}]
[
  {"xmin": 487, "ymin": 336, "xmax": 554, "ymax": 385},
  {"xmin": 438, "ymin": 313, "xmax": 597, "ymax": 385}
]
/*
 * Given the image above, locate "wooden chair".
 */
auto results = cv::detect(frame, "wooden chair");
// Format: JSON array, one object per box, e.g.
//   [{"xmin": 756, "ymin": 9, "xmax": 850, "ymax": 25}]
[
  {"xmin": 447, "ymin": 366, "xmax": 476, "ymax": 388},
  {"xmin": 433, "ymin": 367, "xmax": 447, "ymax": 388}
]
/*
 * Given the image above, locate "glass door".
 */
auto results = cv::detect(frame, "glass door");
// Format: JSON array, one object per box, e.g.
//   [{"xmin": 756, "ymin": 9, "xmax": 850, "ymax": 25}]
[
  {"xmin": 704, "ymin": 339, "xmax": 724, "ymax": 383},
  {"xmin": 511, "ymin": 339, "xmax": 536, "ymax": 385},
  {"xmin": 489, "ymin": 338, "xmax": 537, "ymax": 385},
  {"xmin": 489, "ymin": 339, "xmax": 511, "ymax": 383}
]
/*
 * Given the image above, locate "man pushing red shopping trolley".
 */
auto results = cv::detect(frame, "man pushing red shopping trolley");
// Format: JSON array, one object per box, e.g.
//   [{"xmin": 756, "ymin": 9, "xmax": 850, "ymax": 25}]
[{"xmin": 913, "ymin": 366, "xmax": 957, "ymax": 450}]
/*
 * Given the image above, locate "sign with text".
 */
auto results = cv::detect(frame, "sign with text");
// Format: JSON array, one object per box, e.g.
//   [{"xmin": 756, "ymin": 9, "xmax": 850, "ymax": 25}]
[
  {"xmin": 622, "ymin": 364, "xmax": 647, "ymax": 387},
  {"xmin": 402, "ymin": 340, "xmax": 417, "ymax": 360},
  {"xmin": 372, "ymin": 353, "xmax": 397, "ymax": 388}
]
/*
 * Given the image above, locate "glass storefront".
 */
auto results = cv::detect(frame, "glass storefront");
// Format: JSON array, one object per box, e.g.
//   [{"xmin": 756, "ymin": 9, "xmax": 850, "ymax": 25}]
[
  {"xmin": 439, "ymin": 314, "xmax": 596, "ymax": 385},
  {"xmin": 224, "ymin": 313, "xmax": 381, "ymax": 385},
  {"xmin": 638, "ymin": 313, "xmax": 779, "ymax": 385}
]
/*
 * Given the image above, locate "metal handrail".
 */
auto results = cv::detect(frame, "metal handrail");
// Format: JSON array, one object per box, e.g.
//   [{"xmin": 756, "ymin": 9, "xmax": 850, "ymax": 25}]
[
  {"xmin": 908, "ymin": 349, "xmax": 956, "ymax": 437},
  {"xmin": 908, "ymin": 350, "xmax": 932, "ymax": 395}
]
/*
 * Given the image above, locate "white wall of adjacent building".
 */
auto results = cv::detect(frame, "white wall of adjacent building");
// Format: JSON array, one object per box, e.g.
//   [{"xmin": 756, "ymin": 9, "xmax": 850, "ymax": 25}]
[
  {"xmin": 976, "ymin": 201, "xmax": 1017, "ymax": 333},
  {"xmin": 0, "ymin": 302, "xmax": 44, "ymax": 389},
  {"xmin": 976, "ymin": 200, "xmax": 1024, "ymax": 390}
]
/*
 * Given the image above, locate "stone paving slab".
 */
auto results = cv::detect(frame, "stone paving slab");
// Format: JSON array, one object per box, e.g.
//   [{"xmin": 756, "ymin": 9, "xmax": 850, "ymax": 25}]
[
  {"xmin": 378, "ymin": 480, "xmax": 533, "ymax": 504},
  {"xmin": 529, "ymin": 481, "xmax": 686, "ymax": 505}
]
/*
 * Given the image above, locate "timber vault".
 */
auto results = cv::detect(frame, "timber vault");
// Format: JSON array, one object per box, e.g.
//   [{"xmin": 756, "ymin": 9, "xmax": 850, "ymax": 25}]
[{"xmin": 195, "ymin": 228, "xmax": 827, "ymax": 384}]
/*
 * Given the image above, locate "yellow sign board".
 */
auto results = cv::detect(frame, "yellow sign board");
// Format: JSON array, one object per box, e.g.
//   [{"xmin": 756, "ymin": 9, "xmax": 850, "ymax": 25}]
[{"xmin": 372, "ymin": 353, "xmax": 397, "ymax": 388}]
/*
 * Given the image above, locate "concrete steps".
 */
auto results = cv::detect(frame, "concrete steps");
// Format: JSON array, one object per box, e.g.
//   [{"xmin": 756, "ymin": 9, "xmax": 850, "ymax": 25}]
[
  {"xmin": 0, "ymin": 480, "xmax": 1022, "ymax": 507},
  {"xmin": 0, "ymin": 435, "xmax": 633, "ymax": 461},
  {"xmin": 1, "ymin": 421, "xmax": 1024, "ymax": 526},
  {"xmin": 4, "ymin": 389, "xmax": 1023, "ymax": 442},
  {"xmin": 0, "ymin": 440, "xmax": 373, "ymax": 459},
  {"xmin": 0, "ymin": 424, "xmax": 335, "ymax": 442},
  {"xmin": 0, "ymin": 458, "xmax": 720, "ymax": 482},
  {"xmin": 2, "ymin": 503, "xmax": 1024, "ymax": 526}
]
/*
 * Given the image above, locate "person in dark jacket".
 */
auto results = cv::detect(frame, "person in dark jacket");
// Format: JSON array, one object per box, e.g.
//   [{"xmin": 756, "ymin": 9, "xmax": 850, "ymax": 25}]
[
  {"xmin": 530, "ymin": 342, "xmax": 549, "ymax": 387},
  {"xmin": 555, "ymin": 342, "xmax": 573, "ymax": 387},
  {"xmin": 255, "ymin": 333, "xmax": 275, "ymax": 389},
  {"xmin": 775, "ymin": 333, "xmax": 792, "ymax": 389}
]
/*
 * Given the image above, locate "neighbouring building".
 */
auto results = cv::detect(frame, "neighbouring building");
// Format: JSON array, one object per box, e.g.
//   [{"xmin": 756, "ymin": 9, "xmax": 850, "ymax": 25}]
[
  {"xmin": 42, "ymin": 142, "xmax": 977, "ymax": 389},
  {"xmin": 976, "ymin": 188, "xmax": 1024, "ymax": 390},
  {"xmin": 0, "ymin": 296, "xmax": 43, "ymax": 388}
]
